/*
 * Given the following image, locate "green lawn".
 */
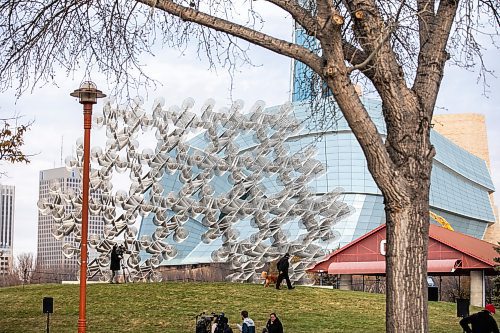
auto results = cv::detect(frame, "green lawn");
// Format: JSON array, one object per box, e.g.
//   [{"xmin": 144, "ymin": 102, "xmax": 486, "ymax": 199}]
[{"xmin": 0, "ymin": 282, "xmax": 494, "ymax": 332}]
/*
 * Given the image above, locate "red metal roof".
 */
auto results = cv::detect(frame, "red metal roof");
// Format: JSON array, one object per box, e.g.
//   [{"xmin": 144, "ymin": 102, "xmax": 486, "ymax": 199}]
[
  {"xmin": 428, "ymin": 224, "xmax": 497, "ymax": 267},
  {"xmin": 308, "ymin": 224, "xmax": 499, "ymax": 275}
]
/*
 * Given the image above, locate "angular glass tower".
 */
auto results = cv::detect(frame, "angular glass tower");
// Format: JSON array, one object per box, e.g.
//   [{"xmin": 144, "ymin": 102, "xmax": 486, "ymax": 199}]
[
  {"xmin": 138, "ymin": 18, "xmax": 496, "ymax": 267},
  {"xmin": 288, "ymin": 17, "xmax": 496, "ymax": 242}
]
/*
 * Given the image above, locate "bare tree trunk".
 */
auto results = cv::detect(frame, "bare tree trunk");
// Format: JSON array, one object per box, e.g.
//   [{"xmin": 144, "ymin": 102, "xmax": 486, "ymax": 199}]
[
  {"xmin": 381, "ymin": 92, "xmax": 434, "ymax": 332},
  {"xmin": 325, "ymin": 59, "xmax": 434, "ymax": 331},
  {"xmin": 386, "ymin": 191, "xmax": 430, "ymax": 332}
]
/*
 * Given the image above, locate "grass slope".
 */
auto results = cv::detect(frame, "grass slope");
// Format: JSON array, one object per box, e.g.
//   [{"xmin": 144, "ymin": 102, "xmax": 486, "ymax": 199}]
[{"xmin": 0, "ymin": 282, "xmax": 492, "ymax": 332}]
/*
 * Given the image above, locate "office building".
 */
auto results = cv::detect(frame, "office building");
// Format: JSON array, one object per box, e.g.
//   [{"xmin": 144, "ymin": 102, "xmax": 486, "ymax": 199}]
[
  {"xmin": 37, "ymin": 167, "xmax": 103, "ymax": 279},
  {"xmin": 0, "ymin": 184, "xmax": 15, "ymax": 274}
]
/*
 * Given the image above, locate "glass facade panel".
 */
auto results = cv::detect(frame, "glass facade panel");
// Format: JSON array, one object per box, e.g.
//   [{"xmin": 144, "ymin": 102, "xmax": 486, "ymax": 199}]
[
  {"xmin": 430, "ymin": 162, "xmax": 495, "ymax": 222},
  {"xmin": 430, "ymin": 208, "xmax": 487, "ymax": 239},
  {"xmin": 432, "ymin": 131, "xmax": 495, "ymax": 191},
  {"xmin": 138, "ymin": 98, "xmax": 497, "ymax": 266}
]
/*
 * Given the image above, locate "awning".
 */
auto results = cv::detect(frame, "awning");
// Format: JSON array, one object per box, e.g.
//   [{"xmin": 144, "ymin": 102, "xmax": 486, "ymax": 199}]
[
  {"xmin": 428, "ymin": 259, "xmax": 462, "ymax": 273},
  {"xmin": 327, "ymin": 259, "xmax": 462, "ymax": 275}
]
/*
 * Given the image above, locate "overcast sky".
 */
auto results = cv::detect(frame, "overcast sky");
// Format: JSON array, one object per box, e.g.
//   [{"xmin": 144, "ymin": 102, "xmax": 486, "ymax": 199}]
[{"xmin": 0, "ymin": 5, "xmax": 498, "ymax": 259}]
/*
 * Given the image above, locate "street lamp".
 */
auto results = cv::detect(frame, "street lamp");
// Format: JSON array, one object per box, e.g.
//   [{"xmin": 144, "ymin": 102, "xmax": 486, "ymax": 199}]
[{"xmin": 70, "ymin": 81, "xmax": 106, "ymax": 333}]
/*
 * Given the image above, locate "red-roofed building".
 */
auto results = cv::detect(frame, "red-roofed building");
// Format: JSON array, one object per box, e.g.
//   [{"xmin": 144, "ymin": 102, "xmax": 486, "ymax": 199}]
[{"xmin": 309, "ymin": 224, "xmax": 499, "ymax": 307}]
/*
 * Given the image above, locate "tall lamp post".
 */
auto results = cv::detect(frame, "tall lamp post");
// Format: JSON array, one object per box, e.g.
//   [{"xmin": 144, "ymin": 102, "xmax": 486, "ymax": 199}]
[{"xmin": 70, "ymin": 82, "xmax": 106, "ymax": 333}]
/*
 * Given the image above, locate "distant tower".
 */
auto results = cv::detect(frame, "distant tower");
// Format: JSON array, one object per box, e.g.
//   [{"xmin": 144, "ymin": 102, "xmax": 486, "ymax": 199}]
[
  {"xmin": 291, "ymin": 21, "xmax": 315, "ymax": 103},
  {"xmin": 37, "ymin": 167, "xmax": 103, "ymax": 280},
  {"xmin": 0, "ymin": 184, "xmax": 15, "ymax": 274}
]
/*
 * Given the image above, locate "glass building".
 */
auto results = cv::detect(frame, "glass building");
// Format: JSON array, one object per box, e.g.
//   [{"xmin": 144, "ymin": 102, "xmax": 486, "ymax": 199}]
[
  {"xmin": 137, "ymin": 96, "xmax": 496, "ymax": 266},
  {"xmin": 138, "ymin": 21, "xmax": 496, "ymax": 268}
]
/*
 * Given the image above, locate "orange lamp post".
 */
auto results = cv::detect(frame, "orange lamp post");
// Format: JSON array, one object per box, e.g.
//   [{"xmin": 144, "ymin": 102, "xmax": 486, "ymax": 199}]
[{"xmin": 70, "ymin": 82, "xmax": 106, "ymax": 333}]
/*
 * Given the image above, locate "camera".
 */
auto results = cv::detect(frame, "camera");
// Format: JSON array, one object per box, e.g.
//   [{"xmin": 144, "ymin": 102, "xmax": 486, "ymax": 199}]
[
  {"xmin": 195, "ymin": 312, "xmax": 229, "ymax": 333},
  {"xmin": 116, "ymin": 245, "xmax": 126, "ymax": 259},
  {"xmin": 212, "ymin": 312, "xmax": 228, "ymax": 325},
  {"xmin": 212, "ymin": 312, "xmax": 230, "ymax": 333},
  {"xmin": 195, "ymin": 312, "xmax": 213, "ymax": 333}
]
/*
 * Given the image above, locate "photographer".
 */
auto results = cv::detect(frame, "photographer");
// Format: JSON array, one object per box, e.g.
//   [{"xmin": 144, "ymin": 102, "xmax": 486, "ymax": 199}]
[
  {"xmin": 110, "ymin": 244, "xmax": 123, "ymax": 284},
  {"xmin": 213, "ymin": 313, "xmax": 233, "ymax": 333}
]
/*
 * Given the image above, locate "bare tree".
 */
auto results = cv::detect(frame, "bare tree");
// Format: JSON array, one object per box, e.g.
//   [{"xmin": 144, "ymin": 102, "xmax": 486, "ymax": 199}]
[
  {"xmin": 0, "ymin": 1, "xmax": 498, "ymax": 332},
  {"xmin": 15, "ymin": 252, "xmax": 35, "ymax": 284}
]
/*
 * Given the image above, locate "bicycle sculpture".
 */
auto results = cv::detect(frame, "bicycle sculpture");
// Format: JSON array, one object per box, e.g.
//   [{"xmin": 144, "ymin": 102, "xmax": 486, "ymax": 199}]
[{"xmin": 38, "ymin": 97, "xmax": 353, "ymax": 283}]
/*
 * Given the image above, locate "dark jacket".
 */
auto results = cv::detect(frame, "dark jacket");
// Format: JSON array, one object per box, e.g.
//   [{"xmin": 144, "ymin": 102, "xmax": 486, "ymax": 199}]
[
  {"xmin": 266, "ymin": 318, "xmax": 283, "ymax": 333},
  {"xmin": 215, "ymin": 323, "xmax": 233, "ymax": 333},
  {"xmin": 277, "ymin": 256, "xmax": 289, "ymax": 273},
  {"xmin": 110, "ymin": 246, "xmax": 122, "ymax": 271},
  {"xmin": 460, "ymin": 310, "xmax": 499, "ymax": 333}
]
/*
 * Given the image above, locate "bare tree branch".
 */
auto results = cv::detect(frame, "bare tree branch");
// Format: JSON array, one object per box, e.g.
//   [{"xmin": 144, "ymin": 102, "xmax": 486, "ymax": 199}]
[
  {"xmin": 413, "ymin": 0, "xmax": 459, "ymax": 113},
  {"xmin": 264, "ymin": 0, "xmax": 317, "ymax": 35},
  {"xmin": 345, "ymin": 0, "xmax": 409, "ymax": 103},
  {"xmin": 416, "ymin": 0, "xmax": 435, "ymax": 47},
  {"xmin": 347, "ymin": 22, "xmax": 397, "ymax": 73},
  {"xmin": 341, "ymin": 40, "xmax": 368, "ymax": 66},
  {"xmin": 136, "ymin": 0, "xmax": 323, "ymax": 73}
]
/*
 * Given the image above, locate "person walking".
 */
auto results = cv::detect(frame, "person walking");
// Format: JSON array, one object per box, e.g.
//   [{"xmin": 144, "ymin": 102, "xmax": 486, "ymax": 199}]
[
  {"xmin": 459, "ymin": 303, "xmax": 499, "ymax": 333},
  {"xmin": 276, "ymin": 253, "xmax": 294, "ymax": 290},
  {"xmin": 236, "ymin": 310, "xmax": 255, "ymax": 333},
  {"xmin": 263, "ymin": 313, "xmax": 283, "ymax": 333},
  {"xmin": 109, "ymin": 243, "xmax": 123, "ymax": 283}
]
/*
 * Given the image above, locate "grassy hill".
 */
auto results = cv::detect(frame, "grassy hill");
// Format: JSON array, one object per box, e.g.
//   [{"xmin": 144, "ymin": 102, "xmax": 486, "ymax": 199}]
[{"xmin": 0, "ymin": 282, "xmax": 492, "ymax": 332}]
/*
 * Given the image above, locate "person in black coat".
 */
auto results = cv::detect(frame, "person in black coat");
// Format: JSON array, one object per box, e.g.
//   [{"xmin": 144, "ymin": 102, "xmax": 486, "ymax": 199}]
[
  {"xmin": 214, "ymin": 314, "xmax": 233, "ymax": 333},
  {"xmin": 460, "ymin": 303, "xmax": 499, "ymax": 333},
  {"xmin": 275, "ymin": 253, "xmax": 294, "ymax": 290},
  {"xmin": 264, "ymin": 313, "xmax": 283, "ymax": 333},
  {"xmin": 109, "ymin": 244, "xmax": 123, "ymax": 283}
]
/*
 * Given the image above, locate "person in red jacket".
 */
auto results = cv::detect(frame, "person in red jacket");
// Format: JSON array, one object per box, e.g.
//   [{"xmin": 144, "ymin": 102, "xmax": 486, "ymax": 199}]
[{"xmin": 460, "ymin": 303, "xmax": 499, "ymax": 333}]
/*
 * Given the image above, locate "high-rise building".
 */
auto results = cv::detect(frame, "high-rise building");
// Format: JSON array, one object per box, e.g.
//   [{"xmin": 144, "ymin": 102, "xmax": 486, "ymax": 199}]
[
  {"xmin": 37, "ymin": 167, "xmax": 103, "ymax": 279},
  {"xmin": 0, "ymin": 184, "xmax": 15, "ymax": 274}
]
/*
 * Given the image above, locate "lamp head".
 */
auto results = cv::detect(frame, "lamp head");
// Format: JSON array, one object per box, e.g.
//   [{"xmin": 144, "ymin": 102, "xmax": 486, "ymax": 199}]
[{"xmin": 70, "ymin": 81, "xmax": 106, "ymax": 104}]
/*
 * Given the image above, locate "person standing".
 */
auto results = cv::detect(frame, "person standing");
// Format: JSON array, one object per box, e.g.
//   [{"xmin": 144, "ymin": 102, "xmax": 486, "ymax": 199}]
[
  {"xmin": 276, "ymin": 253, "xmax": 294, "ymax": 290},
  {"xmin": 236, "ymin": 310, "xmax": 255, "ymax": 333},
  {"xmin": 264, "ymin": 313, "xmax": 283, "ymax": 333},
  {"xmin": 459, "ymin": 303, "xmax": 499, "ymax": 333},
  {"xmin": 109, "ymin": 244, "xmax": 123, "ymax": 283}
]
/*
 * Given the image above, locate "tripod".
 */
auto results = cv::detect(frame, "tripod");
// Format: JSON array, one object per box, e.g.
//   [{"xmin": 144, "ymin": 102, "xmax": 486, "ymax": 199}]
[{"xmin": 121, "ymin": 261, "xmax": 132, "ymax": 283}]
